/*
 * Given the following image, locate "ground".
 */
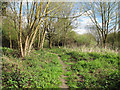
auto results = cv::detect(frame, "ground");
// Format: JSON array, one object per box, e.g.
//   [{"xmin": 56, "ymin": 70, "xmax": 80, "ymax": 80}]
[{"xmin": 1, "ymin": 47, "xmax": 120, "ymax": 88}]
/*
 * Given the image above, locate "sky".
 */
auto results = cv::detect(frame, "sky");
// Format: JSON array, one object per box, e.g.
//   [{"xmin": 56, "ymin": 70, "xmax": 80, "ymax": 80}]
[
  {"xmin": 72, "ymin": 9, "xmax": 95, "ymax": 34},
  {"xmin": 72, "ymin": 13, "xmax": 93, "ymax": 34},
  {"xmin": 70, "ymin": 3, "xmax": 94, "ymax": 34},
  {"xmin": 72, "ymin": 2, "xmax": 119, "ymax": 34},
  {"xmin": 18, "ymin": 2, "xmax": 119, "ymax": 34}
]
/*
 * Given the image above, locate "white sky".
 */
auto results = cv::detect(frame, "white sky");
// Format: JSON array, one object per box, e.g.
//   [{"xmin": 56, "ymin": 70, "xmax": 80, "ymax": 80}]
[{"xmin": 72, "ymin": 10, "xmax": 94, "ymax": 34}]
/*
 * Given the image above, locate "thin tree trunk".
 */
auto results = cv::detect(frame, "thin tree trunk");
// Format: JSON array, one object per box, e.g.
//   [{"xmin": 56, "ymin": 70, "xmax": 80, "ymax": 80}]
[
  {"xmin": 27, "ymin": 2, "xmax": 43, "ymax": 54},
  {"xmin": 40, "ymin": 29, "xmax": 46, "ymax": 49},
  {"xmin": 103, "ymin": 39, "xmax": 106, "ymax": 48},
  {"xmin": 103, "ymin": 34, "xmax": 107, "ymax": 48},
  {"xmin": 24, "ymin": 36, "xmax": 29, "ymax": 56},
  {"xmin": 49, "ymin": 37, "xmax": 52, "ymax": 49},
  {"xmin": 40, "ymin": 5, "xmax": 48, "ymax": 49},
  {"xmin": 23, "ymin": 1, "xmax": 59, "ymax": 56},
  {"xmin": 19, "ymin": 1, "xmax": 24, "ymax": 57},
  {"xmin": 24, "ymin": 2, "xmax": 30, "ymax": 56},
  {"xmin": 9, "ymin": 32, "xmax": 12, "ymax": 49},
  {"xmin": 37, "ymin": 29, "xmax": 41, "ymax": 50}
]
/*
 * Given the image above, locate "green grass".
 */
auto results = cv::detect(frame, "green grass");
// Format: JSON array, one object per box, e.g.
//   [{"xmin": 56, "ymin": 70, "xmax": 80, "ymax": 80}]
[
  {"xmin": 48, "ymin": 48, "xmax": 120, "ymax": 89},
  {"xmin": 2, "ymin": 48, "xmax": 63, "ymax": 88},
  {"xmin": 2, "ymin": 47, "xmax": 120, "ymax": 88}
]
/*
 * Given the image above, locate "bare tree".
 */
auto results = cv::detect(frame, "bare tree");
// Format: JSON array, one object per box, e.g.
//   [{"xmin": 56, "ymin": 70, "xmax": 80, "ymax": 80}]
[
  {"xmin": 85, "ymin": 2, "xmax": 119, "ymax": 48},
  {"xmin": 19, "ymin": 1, "xmax": 24, "ymax": 57},
  {"xmin": 21, "ymin": 2, "xmax": 65, "ymax": 57}
]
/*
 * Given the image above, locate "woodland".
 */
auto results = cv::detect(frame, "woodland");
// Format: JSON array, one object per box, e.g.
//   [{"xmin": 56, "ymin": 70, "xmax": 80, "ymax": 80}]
[{"xmin": 1, "ymin": 1, "xmax": 120, "ymax": 88}]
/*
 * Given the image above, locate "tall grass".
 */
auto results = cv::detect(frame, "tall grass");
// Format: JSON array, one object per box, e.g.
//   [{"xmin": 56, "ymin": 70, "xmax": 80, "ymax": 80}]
[{"xmin": 64, "ymin": 45, "xmax": 119, "ymax": 54}]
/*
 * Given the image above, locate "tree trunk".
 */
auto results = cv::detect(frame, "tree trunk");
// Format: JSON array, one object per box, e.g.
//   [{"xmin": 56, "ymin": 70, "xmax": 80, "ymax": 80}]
[
  {"xmin": 37, "ymin": 29, "xmax": 41, "ymax": 50},
  {"xmin": 24, "ymin": 36, "xmax": 29, "ymax": 56},
  {"xmin": 9, "ymin": 32, "xmax": 12, "ymax": 49},
  {"xmin": 19, "ymin": 2, "xmax": 24, "ymax": 57},
  {"xmin": 102, "ymin": 34, "xmax": 107, "ymax": 48},
  {"xmin": 103, "ymin": 39, "xmax": 106, "ymax": 48},
  {"xmin": 49, "ymin": 37, "xmax": 52, "ymax": 49},
  {"xmin": 40, "ymin": 29, "xmax": 46, "ymax": 49},
  {"xmin": 40, "ymin": 8, "xmax": 48, "ymax": 49}
]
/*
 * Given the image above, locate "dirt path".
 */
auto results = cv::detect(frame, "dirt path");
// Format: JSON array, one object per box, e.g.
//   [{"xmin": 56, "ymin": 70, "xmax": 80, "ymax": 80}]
[{"xmin": 55, "ymin": 54, "xmax": 69, "ymax": 88}]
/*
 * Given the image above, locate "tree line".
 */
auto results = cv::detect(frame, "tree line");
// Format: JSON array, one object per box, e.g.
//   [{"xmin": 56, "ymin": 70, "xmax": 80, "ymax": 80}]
[{"xmin": 1, "ymin": 1, "xmax": 120, "ymax": 57}]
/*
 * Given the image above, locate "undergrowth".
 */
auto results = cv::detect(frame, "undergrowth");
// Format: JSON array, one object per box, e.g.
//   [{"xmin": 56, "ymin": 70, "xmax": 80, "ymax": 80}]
[
  {"xmin": 2, "ymin": 48, "xmax": 63, "ymax": 88},
  {"xmin": 2, "ymin": 47, "xmax": 120, "ymax": 89},
  {"xmin": 48, "ymin": 48, "xmax": 120, "ymax": 89}
]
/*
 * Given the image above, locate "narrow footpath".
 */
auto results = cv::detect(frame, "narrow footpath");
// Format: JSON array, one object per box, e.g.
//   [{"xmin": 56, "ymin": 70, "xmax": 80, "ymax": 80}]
[{"xmin": 54, "ymin": 54, "xmax": 69, "ymax": 88}]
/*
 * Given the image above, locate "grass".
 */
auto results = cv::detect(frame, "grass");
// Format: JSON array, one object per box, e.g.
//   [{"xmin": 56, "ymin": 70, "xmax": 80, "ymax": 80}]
[
  {"xmin": 64, "ymin": 45, "xmax": 119, "ymax": 54},
  {"xmin": 47, "ymin": 47, "xmax": 120, "ymax": 89},
  {"xmin": 2, "ymin": 48, "xmax": 63, "ymax": 88},
  {"xmin": 1, "ymin": 47, "xmax": 120, "ymax": 88}
]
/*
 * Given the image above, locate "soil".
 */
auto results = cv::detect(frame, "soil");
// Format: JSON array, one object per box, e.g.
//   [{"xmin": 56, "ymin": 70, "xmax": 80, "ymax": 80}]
[{"xmin": 55, "ymin": 54, "xmax": 69, "ymax": 88}]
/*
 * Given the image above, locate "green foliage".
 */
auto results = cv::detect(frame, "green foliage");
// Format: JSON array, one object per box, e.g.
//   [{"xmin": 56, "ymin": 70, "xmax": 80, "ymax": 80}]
[
  {"xmin": 106, "ymin": 32, "xmax": 119, "ymax": 49},
  {"xmin": 2, "ymin": 49, "xmax": 63, "ymax": 88},
  {"xmin": 2, "ymin": 66, "xmax": 31, "ymax": 88},
  {"xmin": 60, "ymin": 54, "xmax": 71, "ymax": 62},
  {"xmin": 43, "ymin": 40, "xmax": 49, "ymax": 48},
  {"xmin": 2, "ymin": 18, "xmax": 18, "ymax": 40},
  {"xmin": 67, "ymin": 51, "xmax": 91, "ymax": 61},
  {"xmin": 49, "ymin": 48, "xmax": 119, "ymax": 89},
  {"xmin": 2, "ymin": 47, "xmax": 119, "ymax": 88},
  {"xmin": 75, "ymin": 33, "xmax": 96, "ymax": 46},
  {"xmin": 2, "ymin": 47, "xmax": 20, "ymax": 57},
  {"xmin": 47, "ymin": 48, "xmax": 68, "ymax": 55}
]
